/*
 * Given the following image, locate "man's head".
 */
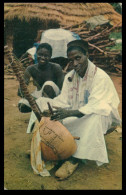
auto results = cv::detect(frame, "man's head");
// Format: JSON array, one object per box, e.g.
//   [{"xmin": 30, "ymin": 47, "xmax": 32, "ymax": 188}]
[
  {"xmin": 67, "ymin": 40, "xmax": 88, "ymax": 78},
  {"xmin": 37, "ymin": 43, "xmax": 52, "ymax": 67}
]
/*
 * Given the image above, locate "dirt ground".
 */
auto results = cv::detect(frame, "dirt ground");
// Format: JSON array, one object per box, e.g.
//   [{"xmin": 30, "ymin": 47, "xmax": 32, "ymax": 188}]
[{"xmin": 4, "ymin": 72, "xmax": 122, "ymax": 190}]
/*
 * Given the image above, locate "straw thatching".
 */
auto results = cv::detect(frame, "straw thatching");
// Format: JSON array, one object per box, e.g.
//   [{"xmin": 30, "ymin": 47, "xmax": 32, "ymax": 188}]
[
  {"xmin": 4, "ymin": 3, "xmax": 122, "ymax": 27},
  {"xmin": 4, "ymin": 3, "xmax": 122, "ymax": 74}
]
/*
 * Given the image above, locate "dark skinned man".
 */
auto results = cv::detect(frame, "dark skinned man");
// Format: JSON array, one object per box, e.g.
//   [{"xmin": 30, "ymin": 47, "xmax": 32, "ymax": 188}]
[
  {"xmin": 27, "ymin": 40, "xmax": 121, "ymax": 180},
  {"xmin": 18, "ymin": 43, "xmax": 64, "ymax": 113}
]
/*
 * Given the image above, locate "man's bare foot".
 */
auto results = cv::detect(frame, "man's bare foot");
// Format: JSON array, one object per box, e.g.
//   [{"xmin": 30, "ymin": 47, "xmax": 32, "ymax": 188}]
[{"xmin": 55, "ymin": 158, "xmax": 79, "ymax": 180}]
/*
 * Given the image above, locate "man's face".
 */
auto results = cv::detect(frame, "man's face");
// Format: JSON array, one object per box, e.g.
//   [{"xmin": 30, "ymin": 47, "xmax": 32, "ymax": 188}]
[
  {"xmin": 67, "ymin": 49, "xmax": 88, "ymax": 78},
  {"xmin": 37, "ymin": 48, "xmax": 51, "ymax": 67}
]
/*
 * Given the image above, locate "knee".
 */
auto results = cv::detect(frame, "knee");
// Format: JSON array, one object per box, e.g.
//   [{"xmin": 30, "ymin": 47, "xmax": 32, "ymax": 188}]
[
  {"xmin": 18, "ymin": 103, "xmax": 32, "ymax": 113},
  {"xmin": 42, "ymin": 85, "xmax": 56, "ymax": 99}
]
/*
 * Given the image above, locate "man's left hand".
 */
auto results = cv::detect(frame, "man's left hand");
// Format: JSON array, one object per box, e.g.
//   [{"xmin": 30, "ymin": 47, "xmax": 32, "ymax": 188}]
[
  {"xmin": 50, "ymin": 106, "xmax": 84, "ymax": 121},
  {"xmin": 51, "ymin": 107, "xmax": 71, "ymax": 120}
]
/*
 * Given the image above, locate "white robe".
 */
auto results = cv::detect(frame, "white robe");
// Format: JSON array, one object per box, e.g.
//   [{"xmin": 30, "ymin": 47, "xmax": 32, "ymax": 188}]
[{"xmin": 27, "ymin": 60, "xmax": 121, "ymax": 167}]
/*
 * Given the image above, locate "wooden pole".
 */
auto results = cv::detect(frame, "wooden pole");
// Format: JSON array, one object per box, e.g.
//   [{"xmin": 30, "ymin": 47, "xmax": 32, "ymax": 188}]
[{"xmin": 4, "ymin": 46, "xmax": 42, "ymax": 122}]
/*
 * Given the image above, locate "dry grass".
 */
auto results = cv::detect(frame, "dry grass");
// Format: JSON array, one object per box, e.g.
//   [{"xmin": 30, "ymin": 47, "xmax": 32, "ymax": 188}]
[{"xmin": 4, "ymin": 3, "xmax": 122, "ymax": 27}]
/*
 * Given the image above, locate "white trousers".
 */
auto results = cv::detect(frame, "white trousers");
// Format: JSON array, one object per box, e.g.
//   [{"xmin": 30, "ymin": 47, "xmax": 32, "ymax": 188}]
[
  {"xmin": 26, "ymin": 96, "xmax": 120, "ymax": 166},
  {"xmin": 18, "ymin": 81, "xmax": 60, "ymax": 108},
  {"xmin": 62, "ymin": 114, "xmax": 112, "ymax": 166}
]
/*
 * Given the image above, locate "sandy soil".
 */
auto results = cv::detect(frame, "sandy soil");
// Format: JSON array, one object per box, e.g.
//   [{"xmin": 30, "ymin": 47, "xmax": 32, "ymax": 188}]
[{"xmin": 4, "ymin": 72, "xmax": 122, "ymax": 190}]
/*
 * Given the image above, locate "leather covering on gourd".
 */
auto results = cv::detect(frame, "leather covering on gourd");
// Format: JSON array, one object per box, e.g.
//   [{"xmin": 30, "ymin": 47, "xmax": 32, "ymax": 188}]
[{"xmin": 39, "ymin": 117, "xmax": 77, "ymax": 161}]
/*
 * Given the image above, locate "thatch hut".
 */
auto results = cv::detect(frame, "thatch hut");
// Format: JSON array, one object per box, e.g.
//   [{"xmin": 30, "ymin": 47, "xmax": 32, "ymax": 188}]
[{"xmin": 4, "ymin": 3, "xmax": 122, "ymax": 58}]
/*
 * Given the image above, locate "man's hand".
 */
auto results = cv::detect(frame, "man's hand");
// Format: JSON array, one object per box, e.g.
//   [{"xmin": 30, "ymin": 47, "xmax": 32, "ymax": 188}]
[{"xmin": 50, "ymin": 106, "xmax": 84, "ymax": 121}]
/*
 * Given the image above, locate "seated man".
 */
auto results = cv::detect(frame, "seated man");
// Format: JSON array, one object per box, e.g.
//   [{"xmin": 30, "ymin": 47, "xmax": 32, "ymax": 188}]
[
  {"xmin": 27, "ymin": 40, "xmax": 121, "ymax": 180},
  {"xmin": 18, "ymin": 43, "xmax": 64, "ymax": 113}
]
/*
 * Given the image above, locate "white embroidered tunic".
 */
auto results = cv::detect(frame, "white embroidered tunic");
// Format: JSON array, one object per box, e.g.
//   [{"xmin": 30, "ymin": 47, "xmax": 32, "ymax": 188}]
[{"xmin": 27, "ymin": 60, "xmax": 121, "ymax": 175}]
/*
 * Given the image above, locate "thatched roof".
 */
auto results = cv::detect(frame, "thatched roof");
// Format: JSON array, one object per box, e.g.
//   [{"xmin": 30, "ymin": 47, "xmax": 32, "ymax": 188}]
[{"xmin": 4, "ymin": 3, "xmax": 122, "ymax": 27}]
